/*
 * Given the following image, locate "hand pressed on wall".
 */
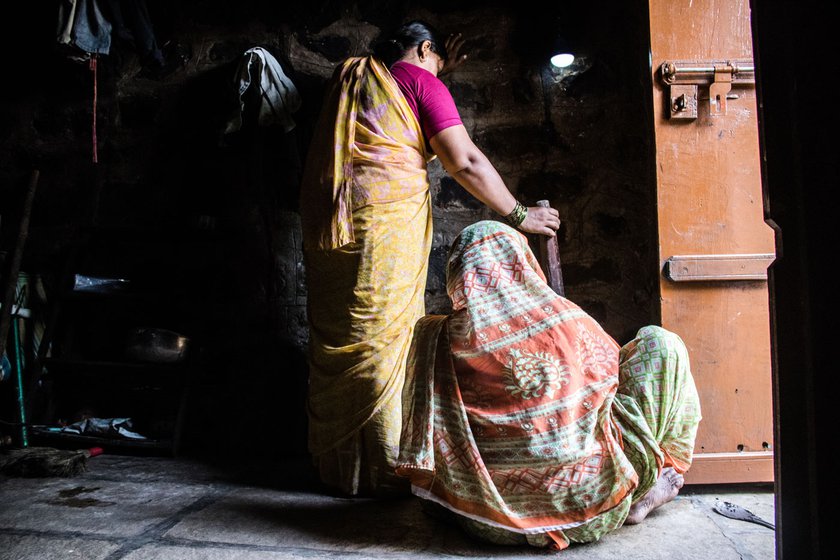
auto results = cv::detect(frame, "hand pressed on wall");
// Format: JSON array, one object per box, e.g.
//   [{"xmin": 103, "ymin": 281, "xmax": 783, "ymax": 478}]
[{"xmin": 439, "ymin": 33, "xmax": 468, "ymax": 76}]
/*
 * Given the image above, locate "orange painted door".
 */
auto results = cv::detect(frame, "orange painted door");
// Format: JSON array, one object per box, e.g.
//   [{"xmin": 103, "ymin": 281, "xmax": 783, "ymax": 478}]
[{"xmin": 648, "ymin": 0, "xmax": 776, "ymax": 483}]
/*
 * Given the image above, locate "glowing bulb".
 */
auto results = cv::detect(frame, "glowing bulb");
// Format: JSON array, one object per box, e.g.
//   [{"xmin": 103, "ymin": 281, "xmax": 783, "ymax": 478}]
[{"xmin": 550, "ymin": 53, "xmax": 575, "ymax": 68}]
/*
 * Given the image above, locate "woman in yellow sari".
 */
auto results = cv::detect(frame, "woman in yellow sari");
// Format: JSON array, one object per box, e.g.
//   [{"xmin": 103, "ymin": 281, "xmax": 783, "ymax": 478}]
[{"xmin": 299, "ymin": 21, "xmax": 561, "ymax": 496}]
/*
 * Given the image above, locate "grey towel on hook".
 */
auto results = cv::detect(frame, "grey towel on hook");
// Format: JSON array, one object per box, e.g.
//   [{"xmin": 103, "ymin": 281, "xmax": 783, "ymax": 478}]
[{"xmin": 224, "ymin": 47, "xmax": 302, "ymax": 134}]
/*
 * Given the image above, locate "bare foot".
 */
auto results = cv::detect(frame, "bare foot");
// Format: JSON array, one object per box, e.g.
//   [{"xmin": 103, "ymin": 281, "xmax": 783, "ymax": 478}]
[{"xmin": 624, "ymin": 467, "xmax": 684, "ymax": 525}]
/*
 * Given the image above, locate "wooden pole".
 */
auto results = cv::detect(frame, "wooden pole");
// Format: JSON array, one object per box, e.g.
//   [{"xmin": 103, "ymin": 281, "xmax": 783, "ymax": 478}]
[
  {"xmin": 536, "ymin": 199, "xmax": 565, "ymax": 297},
  {"xmin": 0, "ymin": 170, "xmax": 39, "ymax": 446},
  {"xmin": 0, "ymin": 170, "xmax": 40, "ymax": 360}
]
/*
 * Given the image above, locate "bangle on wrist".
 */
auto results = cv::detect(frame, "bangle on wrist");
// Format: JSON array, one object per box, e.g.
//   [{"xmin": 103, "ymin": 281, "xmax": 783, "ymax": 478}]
[{"xmin": 504, "ymin": 201, "xmax": 528, "ymax": 228}]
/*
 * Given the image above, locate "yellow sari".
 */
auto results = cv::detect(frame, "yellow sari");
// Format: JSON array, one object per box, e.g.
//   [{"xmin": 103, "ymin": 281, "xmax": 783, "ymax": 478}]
[{"xmin": 299, "ymin": 56, "xmax": 433, "ymax": 495}]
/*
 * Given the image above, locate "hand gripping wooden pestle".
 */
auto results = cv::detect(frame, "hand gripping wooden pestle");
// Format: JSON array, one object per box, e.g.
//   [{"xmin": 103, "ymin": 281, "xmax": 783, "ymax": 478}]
[{"xmin": 536, "ymin": 200, "xmax": 565, "ymax": 297}]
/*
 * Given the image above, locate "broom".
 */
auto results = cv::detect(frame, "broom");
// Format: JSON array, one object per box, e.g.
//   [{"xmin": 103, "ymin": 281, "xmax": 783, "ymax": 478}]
[{"xmin": 0, "ymin": 446, "xmax": 103, "ymax": 477}]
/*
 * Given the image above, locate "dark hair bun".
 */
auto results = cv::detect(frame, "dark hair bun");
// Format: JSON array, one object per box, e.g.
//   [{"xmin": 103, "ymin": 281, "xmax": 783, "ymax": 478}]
[
  {"xmin": 372, "ymin": 20, "xmax": 447, "ymax": 67},
  {"xmin": 372, "ymin": 38, "xmax": 405, "ymax": 66}
]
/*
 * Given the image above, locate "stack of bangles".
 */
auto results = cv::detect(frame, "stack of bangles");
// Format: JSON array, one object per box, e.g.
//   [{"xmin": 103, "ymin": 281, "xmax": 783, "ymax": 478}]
[{"xmin": 504, "ymin": 201, "xmax": 528, "ymax": 228}]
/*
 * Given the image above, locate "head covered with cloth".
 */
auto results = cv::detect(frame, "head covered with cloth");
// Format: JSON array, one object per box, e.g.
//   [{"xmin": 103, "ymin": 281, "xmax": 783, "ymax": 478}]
[{"xmin": 397, "ymin": 220, "xmax": 701, "ymax": 549}]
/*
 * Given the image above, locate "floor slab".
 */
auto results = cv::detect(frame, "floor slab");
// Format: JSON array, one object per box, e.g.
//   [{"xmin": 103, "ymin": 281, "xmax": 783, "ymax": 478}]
[{"xmin": 0, "ymin": 454, "xmax": 775, "ymax": 559}]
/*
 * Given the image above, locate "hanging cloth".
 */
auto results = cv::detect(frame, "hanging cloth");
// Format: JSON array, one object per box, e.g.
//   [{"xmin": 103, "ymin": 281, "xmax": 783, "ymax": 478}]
[
  {"xmin": 224, "ymin": 47, "xmax": 301, "ymax": 135},
  {"xmin": 57, "ymin": 0, "xmax": 112, "ymax": 56}
]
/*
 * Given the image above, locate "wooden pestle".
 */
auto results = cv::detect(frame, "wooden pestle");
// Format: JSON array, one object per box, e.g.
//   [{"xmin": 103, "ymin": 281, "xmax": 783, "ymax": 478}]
[{"xmin": 536, "ymin": 200, "xmax": 565, "ymax": 297}]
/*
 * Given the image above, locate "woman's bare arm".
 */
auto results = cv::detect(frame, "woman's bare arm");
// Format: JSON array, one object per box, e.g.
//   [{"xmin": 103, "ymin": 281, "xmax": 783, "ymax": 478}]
[{"xmin": 430, "ymin": 125, "xmax": 560, "ymax": 236}]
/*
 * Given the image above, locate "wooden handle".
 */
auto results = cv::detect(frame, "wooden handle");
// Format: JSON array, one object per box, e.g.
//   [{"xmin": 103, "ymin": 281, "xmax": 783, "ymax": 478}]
[
  {"xmin": 536, "ymin": 200, "xmax": 565, "ymax": 297},
  {"xmin": 0, "ymin": 170, "xmax": 39, "ymax": 359}
]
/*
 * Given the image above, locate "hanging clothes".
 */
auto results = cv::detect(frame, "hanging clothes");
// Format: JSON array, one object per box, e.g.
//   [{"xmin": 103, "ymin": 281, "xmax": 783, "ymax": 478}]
[
  {"xmin": 106, "ymin": 0, "xmax": 165, "ymax": 68},
  {"xmin": 56, "ymin": 0, "xmax": 112, "ymax": 56},
  {"xmin": 224, "ymin": 47, "xmax": 302, "ymax": 135}
]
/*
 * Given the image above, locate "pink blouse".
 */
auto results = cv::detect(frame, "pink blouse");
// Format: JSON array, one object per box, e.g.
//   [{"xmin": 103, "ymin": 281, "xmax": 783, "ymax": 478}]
[{"xmin": 390, "ymin": 61, "xmax": 463, "ymax": 142}]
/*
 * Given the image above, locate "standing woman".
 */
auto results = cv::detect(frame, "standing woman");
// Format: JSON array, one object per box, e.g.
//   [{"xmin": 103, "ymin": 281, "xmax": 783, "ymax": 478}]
[{"xmin": 299, "ymin": 20, "xmax": 560, "ymax": 497}]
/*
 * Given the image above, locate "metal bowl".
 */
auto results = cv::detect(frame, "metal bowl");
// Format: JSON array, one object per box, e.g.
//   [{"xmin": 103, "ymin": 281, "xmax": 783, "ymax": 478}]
[{"xmin": 125, "ymin": 328, "xmax": 190, "ymax": 364}]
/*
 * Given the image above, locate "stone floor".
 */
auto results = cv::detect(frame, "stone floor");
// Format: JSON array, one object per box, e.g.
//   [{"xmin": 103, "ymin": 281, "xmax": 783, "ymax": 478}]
[{"xmin": 0, "ymin": 453, "xmax": 775, "ymax": 559}]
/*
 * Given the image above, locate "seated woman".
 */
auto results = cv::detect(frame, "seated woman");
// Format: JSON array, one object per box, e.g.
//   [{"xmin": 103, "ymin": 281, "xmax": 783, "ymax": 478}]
[{"xmin": 396, "ymin": 220, "xmax": 701, "ymax": 550}]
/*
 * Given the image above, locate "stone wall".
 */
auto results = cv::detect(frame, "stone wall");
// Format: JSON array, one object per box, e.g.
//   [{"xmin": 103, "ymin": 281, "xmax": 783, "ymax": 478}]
[{"xmin": 0, "ymin": 0, "xmax": 658, "ymax": 458}]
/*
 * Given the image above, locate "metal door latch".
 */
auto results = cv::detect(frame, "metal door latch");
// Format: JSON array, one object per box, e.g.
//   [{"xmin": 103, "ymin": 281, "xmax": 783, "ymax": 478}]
[{"xmin": 660, "ymin": 60, "xmax": 754, "ymax": 119}]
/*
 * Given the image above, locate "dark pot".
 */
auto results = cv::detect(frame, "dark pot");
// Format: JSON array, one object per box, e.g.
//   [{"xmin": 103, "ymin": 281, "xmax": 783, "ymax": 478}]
[{"xmin": 125, "ymin": 328, "xmax": 190, "ymax": 363}]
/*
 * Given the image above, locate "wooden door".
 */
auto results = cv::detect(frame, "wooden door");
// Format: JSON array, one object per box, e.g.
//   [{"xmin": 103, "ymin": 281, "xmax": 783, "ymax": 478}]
[{"xmin": 648, "ymin": 0, "xmax": 776, "ymax": 483}]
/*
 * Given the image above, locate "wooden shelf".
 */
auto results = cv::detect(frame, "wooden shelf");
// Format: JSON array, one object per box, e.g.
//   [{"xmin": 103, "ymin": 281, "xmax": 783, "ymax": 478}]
[
  {"xmin": 43, "ymin": 358, "xmax": 187, "ymax": 373},
  {"xmin": 26, "ymin": 224, "xmax": 198, "ymax": 458},
  {"xmin": 29, "ymin": 426, "xmax": 175, "ymax": 454},
  {"xmin": 60, "ymin": 289, "xmax": 155, "ymax": 301}
]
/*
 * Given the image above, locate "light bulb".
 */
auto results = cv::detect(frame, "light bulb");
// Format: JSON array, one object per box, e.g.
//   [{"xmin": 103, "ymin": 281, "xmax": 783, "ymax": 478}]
[{"xmin": 550, "ymin": 53, "xmax": 575, "ymax": 68}]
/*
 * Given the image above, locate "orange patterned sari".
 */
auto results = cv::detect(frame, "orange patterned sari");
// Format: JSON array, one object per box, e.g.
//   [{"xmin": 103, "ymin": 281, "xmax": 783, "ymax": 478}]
[
  {"xmin": 300, "ymin": 57, "xmax": 434, "ymax": 495},
  {"xmin": 398, "ymin": 221, "xmax": 701, "ymax": 548}
]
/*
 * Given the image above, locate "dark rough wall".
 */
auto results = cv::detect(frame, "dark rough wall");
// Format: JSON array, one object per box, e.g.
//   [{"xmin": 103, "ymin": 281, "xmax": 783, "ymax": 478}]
[{"xmin": 0, "ymin": 0, "xmax": 657, "ymax": 458}]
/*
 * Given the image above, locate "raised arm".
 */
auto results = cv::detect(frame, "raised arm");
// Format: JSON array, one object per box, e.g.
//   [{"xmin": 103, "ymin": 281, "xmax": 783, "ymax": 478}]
[{"xmin": 430, "ymin": 125, "xmax": 560, "ymax": 236}]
